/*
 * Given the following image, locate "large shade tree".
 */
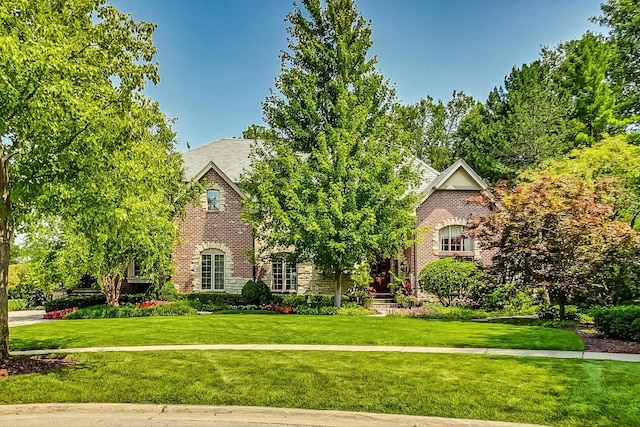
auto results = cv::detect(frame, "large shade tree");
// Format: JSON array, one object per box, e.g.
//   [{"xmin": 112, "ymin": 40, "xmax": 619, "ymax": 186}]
[
  {"xmin": 468, "ymin": 176, "xmax": 640, "ymax": 318},
  {"xmin": 241, "ymin": 0, "xmax": 419, "ymax": 306},
  {"xmin": 0, "ymin": 0, "xmax": 163, "ymax": 356}
]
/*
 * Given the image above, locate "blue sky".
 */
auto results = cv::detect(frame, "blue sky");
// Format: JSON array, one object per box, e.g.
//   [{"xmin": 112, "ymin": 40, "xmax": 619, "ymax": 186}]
[{"xmin": 111, "ymin": 0, "xmax": 603, "ymax": 150}]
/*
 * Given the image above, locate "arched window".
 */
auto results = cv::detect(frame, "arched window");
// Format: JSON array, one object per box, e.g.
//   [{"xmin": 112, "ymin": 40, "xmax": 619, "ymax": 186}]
[
  {"xmin": 201, "ymin": 250, "xmax": 224, "ymax": 290},
  {"xmin": 439, "ymin": 225, "xmax": 474, "ymax": 252}
]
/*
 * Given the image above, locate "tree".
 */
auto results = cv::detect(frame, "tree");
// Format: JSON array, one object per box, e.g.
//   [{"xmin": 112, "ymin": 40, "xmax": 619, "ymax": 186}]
[
  {"xmin": 455, "ymin": 61, "xmax": 578, "ymax": 182},
  {"xmin": 394, "ymin": 91, "xmax": 475, "ymax": 171},
  {"xmin": 531, "ymin": 135, "xmax": 640, "ymax": 229},
  {"xmin": 0, "ymin": 0, "xmax": 161, "ymax": 356},
  {"xmin": 595, "ymin": 0, "xmax": 640, "ymax": 118},
  {"xmin": 242, "ymin": 124, "xmax": 277, "ymax": 140},
  {"xmin": 468, "ymin": 175, "xmax": 640, "ymax": 318},
  {"xmin": 241, "ymin": 0, "xmax": 419, "ymax": 306}
]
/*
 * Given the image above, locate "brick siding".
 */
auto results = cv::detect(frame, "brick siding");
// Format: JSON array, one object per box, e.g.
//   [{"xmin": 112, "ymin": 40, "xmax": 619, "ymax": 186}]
[{"xmin": 173, "ymin": 168, "xmax": 254, "ymax": 293}]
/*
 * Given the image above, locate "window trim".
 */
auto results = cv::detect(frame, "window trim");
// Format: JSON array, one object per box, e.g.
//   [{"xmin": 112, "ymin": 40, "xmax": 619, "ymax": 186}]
[
  {"xmin": 439, "ymin": 225, "xmax": 474, "ymax": 254},
  {"xmin": 201, "ymin": 252, "xmax": 225, "ymax": 291},
  {"xmin": 271, "ymin": 258, "xmax": 298, "ymax": 293}
]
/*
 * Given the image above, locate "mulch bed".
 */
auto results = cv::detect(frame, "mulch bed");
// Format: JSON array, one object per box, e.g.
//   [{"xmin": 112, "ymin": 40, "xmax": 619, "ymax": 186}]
[
  {"xmin": 0, "ymin": 356, "xmax": 75, "ymax": 377},
  {"xmin": 575, "ymin": 328, "xmax": 640, "ymax": 354}
]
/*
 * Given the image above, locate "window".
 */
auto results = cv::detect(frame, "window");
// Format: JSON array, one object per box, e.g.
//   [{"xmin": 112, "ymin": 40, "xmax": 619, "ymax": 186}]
[
  {"xmin": 201, "ymin": 252, "xmax": 224, "ymax": 290},
  {"xmin": 439, "ymin": 225, "xmax": 474, "ymax": 252},
  {"xmin": 207, "ymin": 189, "xmax": 220, "ymax": 210},
  {"xmin": 271, "ymin": 258, "xmax": 297, "ymax": 291},
  {"xmin": 133, "ymin": 260, "xmax": 142, "ymax": 278}
]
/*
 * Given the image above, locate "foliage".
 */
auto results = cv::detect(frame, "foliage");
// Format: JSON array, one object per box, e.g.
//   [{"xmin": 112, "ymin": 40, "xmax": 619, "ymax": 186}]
[
  {"xmin": 181, "ymin": 292, "xmax": 243, "ymax": 310},
  {"xmin": 591, "ymin": 305, "xmax": 640, "ymax": 341},
  {"xmin": 294, "ymin": 306, "xmax": 339, "ymax": 315},
  {"xmin": 241, "ymin": 280, "xmax": 272, "ymax": 305},
  {"xmin": 394, "ymin": 91, "xmax": 475, "ymax": 170},
  {"xmin": 474, "ymin": 283, "xmax": 534, "ymax": 312},
  {"xmin": 7, "ymin": 299, "xmax": 26, "ymax": 311},
  {"xmin": 65, "ymin": 301, "xmax": 197, "ymax": 319},
  {"xmin": 347, "ymin": 264, "xmax": 375, "ymax": 307},
  {"xmin": 595, "ymin": 0, "xmax": 640, "ymax": 117},
  {"xmin": 419, "ymin": 258, "xmax": 484, "ymax": 307},
  {"xmin": 145, "ymin": 281, "xmax": 179, "ymax": 302},
  {"xmin": 7, "ymin": 263, "xmax": 28, "ymax": 297},
  {"xmin": 335, "ymin": 302, "xmax": 371, "ymax": 316},
  {"xmin": 532, "ymin": 135, "xmax": 640, "ymax": 231},
  {"xmin": 42, "ymin": 307, "xmax": 78, "ymax": 320},
  {"xmin": 44, "ymin": 295, "xmax": 106, "ymax": 312},
  {"xmin": 0, "ymin": 0, "xmax": 169, "ymax": 356},
  {"xmin": 394, "ymin": 292, "xmax": 418, "ymax": 309},
  {"xmin": 137, "ymin": 300, "xmax": 171, "ymax": 309},
  {"xmin": 536, "ymin": 305, "xmax": 581, "ymax": 322},
  {"xmin": 468, "ymin": 175, "xmax": 640, "ymax": 319},
  {"xmin": 241, "ymin": 0, "xmax": 419, "ymax": 306}
]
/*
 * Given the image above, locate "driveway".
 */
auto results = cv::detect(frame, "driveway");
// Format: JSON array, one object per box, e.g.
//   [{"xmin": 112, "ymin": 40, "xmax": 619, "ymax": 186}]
[{"xmin": 8, "ymin": 310, "xmax": 48, "ymax": 327}]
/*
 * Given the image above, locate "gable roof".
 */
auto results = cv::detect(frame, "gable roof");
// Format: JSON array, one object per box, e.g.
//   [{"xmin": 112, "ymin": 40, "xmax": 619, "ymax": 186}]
[
  {"xmin": 418, "ymin": 158, "xmax": 489, "ymax": 205},
  {"xmin": 182, "ymin": 138, "xmax": 260, "ymax": 183}
]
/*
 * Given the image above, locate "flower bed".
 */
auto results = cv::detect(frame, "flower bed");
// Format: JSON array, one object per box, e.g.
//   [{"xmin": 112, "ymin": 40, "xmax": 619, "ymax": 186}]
[{"xmin": 43, "ymin": 307, "xmax": 78, "ymax": 319}]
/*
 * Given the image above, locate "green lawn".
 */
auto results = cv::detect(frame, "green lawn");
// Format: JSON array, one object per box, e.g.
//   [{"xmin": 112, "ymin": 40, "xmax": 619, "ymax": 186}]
[
  {"xmin": 8, "ymin": 299, "xmax": 26, "ymax": 311},
  {"xmin": 9, "ymin": 314, "xmax": 584, "ymax": 351},
  {"xmin": 0, "ymin": 351, "xmax": 638, "ymax": 426}
]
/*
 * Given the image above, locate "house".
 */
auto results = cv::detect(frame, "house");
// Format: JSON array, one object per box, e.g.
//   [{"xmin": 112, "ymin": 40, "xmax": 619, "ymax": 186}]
[{"xmin": 171, "ymin": 138, "xmax": 493, "ymax": 297}]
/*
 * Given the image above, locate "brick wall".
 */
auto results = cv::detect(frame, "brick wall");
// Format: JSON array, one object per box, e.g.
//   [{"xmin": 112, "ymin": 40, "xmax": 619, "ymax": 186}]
[
  {"xmin": 411, "ymin": 190, "xmax": 493, "ymax": 297},
  {"xmin": 173, "ymin": 168, "xmax": 254, "ymax": 293}
]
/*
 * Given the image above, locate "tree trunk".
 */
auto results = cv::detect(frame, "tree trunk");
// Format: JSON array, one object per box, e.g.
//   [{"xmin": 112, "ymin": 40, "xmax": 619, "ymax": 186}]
[
  {"xmin": 0, "ymin": 151, "xmax": 11, "ymax": 357},
  {"xmin": 558, "ymin": 293, "xmax": 567, "ymax": 322},
  {"xmin": 101, "ymin": 274, "xmax": 123, "ymax": 307},
  {"xmin": 334, "ymin": 271, "xmax": 342, "ymax": 307}
]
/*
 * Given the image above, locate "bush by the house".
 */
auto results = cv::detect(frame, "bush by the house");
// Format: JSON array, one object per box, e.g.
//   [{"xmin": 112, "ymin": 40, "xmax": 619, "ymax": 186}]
[
  {"xmin": 591, "ymin": 305, "xmax": 640, "ymax": 341},
  {"xmin": 474, "ymin": 282, "xmax": 533, "ymax": 312},
  {"xmin": 294, "ymin": 305, "xmax": 339, "ymax": 315},
  {"xmin": 66, "ymin": 301, "xmax": 197, "ymax": 319},
  {"xmin": 336, "ymin": 302, "xmax": 371, "ymax": 316},
  {"xmin": 44, "ymin": 295, "xmax": 105, "ymax": 312},
  {"xmin": 419, "ymin": 258, "xmax": 484, "ymax": 307},
  {"xmin": 181, "ymin": 292, "xmax": 243, "ymax": 310},
  {"xmin": 145, "ymin": 280, "xmax": 179, "ymax": 302},
  {"xmin": 241, "ymin": 280, "xmax": 272, "ymax": 305}
]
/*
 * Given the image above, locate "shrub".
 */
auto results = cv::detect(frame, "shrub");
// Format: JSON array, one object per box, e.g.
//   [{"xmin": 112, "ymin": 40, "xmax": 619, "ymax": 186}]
[
  {"xmin": 43, "ymin": 307, "xmax": 77, "ymax": 319},
  {"xmin": 241, "ymin": 280, "xmax": 272, "ymax": 305},
  {"xmin": 66, "ymin": 301, "xmax": 197, "ymax": 319},
  {"xmin": 475, "ymin": 283, "xmax": 533, "ymax": 312},
  {"xmin": 118, "ymin": 293, "xmax": 147, "ymax": 305},
  {"xmin": 336, "ymin": 302, "xmax": 371, "ymax": 316},
  {"xmin": 151, "ymin": 281, "xmax": 179, "ymax": 302},
  {"xmin": 537, "ymin": 305, "xmax": 580, "ymax": 322},
  {"xmin": 182, "ymin": 292, "xmax": 243, "ymax": 310},
  {"xmin": 419, "ymin": 258, "xmax": 484, "ymax": 307},
  {"xmin": 591, "ymin": 305, "xmax": 640, "ymax": 341},
  {"xmin": 44, "ymin": 295, "xmax": 105, "ymax": 312},
  {"xmin": 294, "ymin": 306, "xmax": 339, "ymax": 315}
]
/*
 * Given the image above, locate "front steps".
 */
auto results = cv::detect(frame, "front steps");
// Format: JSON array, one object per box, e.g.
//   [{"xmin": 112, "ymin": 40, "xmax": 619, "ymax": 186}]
[{"xmin": 370, "ymin": 294, "xmax": 401, "ymax": 314}]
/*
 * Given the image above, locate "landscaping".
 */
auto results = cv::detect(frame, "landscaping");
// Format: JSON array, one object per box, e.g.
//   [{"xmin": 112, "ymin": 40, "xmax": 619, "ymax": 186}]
[
  {"xmin": 0, "ymin": 350, "xmax": 639, "ymax": 426},
  {"xmin": 8, "ymin": 314, "xmax": 584, "ymax": 351}
]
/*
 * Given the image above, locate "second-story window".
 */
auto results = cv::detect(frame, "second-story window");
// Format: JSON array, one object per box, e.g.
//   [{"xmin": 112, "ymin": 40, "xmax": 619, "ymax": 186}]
[{"xmin": 207, "ymin": 189, "xmax": 220, "ymax": 211}]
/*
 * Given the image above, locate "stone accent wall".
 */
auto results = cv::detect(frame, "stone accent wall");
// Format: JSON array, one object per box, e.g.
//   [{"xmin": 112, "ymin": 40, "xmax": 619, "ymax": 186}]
[
  {"xmin": 259, "ymin": 261, "xmax": 353, "ymax": 295},
  {"xmin": 173, "ymin": 168, "xmax": 254, "ymax": 293}
]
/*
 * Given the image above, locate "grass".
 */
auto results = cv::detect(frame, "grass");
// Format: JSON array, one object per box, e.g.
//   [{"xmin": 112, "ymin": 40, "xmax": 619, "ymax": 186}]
[
  {"xmin": 8, "ymin": 299, "xmax": 26, "ymax": 311},
  {"xmin": 9, "ymin": 314, "xmax": 584, "ymax": 351},
  {"xmin": 0, "ymin": 350, "xmax": 638, "ymax": 426}
]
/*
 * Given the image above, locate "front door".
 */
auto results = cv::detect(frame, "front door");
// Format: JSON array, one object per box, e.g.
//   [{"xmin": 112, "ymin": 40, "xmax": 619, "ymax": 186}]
[{"xmin": 370, "ymin": 258, "xmax": 391, "ymax": 294}]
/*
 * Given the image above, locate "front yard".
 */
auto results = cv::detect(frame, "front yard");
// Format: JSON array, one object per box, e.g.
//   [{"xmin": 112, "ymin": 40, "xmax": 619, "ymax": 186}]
[
  {"xmin": 8, "ymin": 314, "xmax": 584, "ymax": 351},
  {"xmin": 1, "ymin": 350, "xmax": 639, "ymax": 426}
]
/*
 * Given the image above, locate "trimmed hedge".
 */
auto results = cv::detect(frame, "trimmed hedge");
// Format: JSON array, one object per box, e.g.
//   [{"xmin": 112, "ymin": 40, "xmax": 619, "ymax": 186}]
[
  {"xmin": 44, "ymin": 293, "xmax": 147, "ymax": 312},
  {"xmin": 271, "ymin": 294, "xmax": 342, "ymax": 308},
  {"xmin": 592, "ymin": 305, "xmax": 640, "ymax": 341},
  {"xmin": 181, "ymin": 292, "xmax": 244, "ymax": 310},
  {"xmin": 65, "ymin": 301, "xmax": 197, "ymax": 319}
]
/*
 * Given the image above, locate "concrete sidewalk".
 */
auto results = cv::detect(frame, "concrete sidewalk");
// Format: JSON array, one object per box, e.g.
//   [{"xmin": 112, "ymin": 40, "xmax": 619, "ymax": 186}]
[
  {"xmin": 9, "ymin": 343, "xmax": 640, "ymax": 362},
  {"xmin": 0, "ymin": 404, "xmax": 547, "ymax": 427}
]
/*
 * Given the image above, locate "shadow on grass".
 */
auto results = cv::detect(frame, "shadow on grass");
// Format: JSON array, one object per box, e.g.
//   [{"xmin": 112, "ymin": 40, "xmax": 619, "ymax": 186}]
[{"xmin": 9, "ymin": 337, "xmax": 75, "ymax": 352}]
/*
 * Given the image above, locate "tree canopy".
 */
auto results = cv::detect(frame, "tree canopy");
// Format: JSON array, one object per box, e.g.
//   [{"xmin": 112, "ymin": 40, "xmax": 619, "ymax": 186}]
[
  {"xmin": 0, "ymin": 0, "xmax": 170, "ymax": 356},
  {"xmin": 241, "ymin": 0, "xmax": 419, "ymax": 306}
]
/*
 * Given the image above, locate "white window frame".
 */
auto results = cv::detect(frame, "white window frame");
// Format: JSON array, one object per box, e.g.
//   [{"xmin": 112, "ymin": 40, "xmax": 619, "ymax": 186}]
[
  {"xmin": 207, "ymin": 189, "xmax": 220, "ymax": 211},
  {"xmin": 271, "ymin": 258, "xmax": 297, "ymax": 292},
  {"xmin": 201, "ymin": 252, "xmax": 224, "ymax": 291},
  {"xmin": 439, "ymin": 225, "xmax": 474, "ymax": 252}
]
